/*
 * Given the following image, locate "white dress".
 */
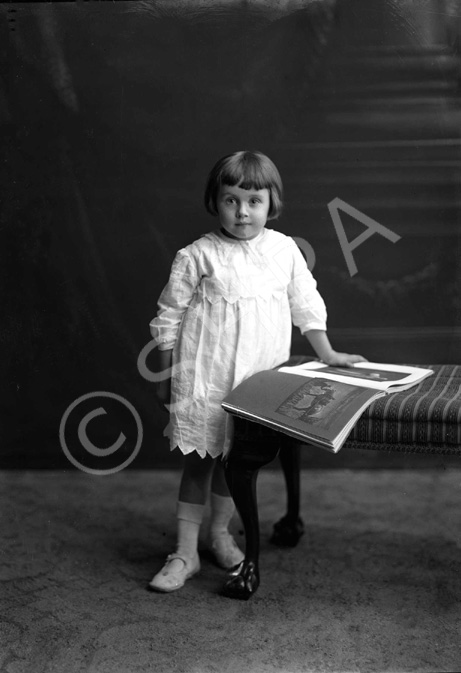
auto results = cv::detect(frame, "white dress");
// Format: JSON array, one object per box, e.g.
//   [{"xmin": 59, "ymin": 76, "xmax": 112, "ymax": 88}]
[{"xmin": 150, "ymin": 228, "xmax": 327, "ymax": 458}]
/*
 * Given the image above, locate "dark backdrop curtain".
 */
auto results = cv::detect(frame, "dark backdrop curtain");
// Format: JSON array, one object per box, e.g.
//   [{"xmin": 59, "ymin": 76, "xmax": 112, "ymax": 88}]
[{"xmin": 1, "ymin": 0, "xmax": 460, "ymax": 467}]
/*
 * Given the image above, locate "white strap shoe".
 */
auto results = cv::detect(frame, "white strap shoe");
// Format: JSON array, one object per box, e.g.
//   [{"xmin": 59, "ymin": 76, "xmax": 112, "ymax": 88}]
[{"xmin": 149, "ymin": 553, "xmax": 200, "ymax": 593}]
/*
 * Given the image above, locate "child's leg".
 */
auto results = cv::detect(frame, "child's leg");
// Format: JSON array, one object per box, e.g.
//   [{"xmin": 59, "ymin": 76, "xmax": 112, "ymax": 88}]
[
  {"xmin": 175, "ymin": 452, "xmax": 214, "ymax": 559},
  {"xmin": 149, "ymin": 452, "xmax": 214, "ymax": 593},
  {"xmin": 270, "ymin": 441, "xmax": 305, "ymax": 547},
  {"xmin": 207, "ymin": 459, "xmax": 244, "ymax": 569}
]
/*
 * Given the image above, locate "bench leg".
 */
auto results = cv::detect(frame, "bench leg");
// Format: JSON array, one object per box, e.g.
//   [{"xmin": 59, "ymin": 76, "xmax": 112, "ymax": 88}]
[
  {"xmin": 270, "ymin": 442, "xmax": 305, "ymax": 547},
  {"xmin": 222, "ymin": 439, "xmax": 280, "ymax": 600}
]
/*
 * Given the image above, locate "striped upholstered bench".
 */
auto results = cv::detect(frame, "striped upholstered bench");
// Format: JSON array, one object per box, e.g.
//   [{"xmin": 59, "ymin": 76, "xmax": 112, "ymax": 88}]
[
  {"xmin": 345, "ymin": 364, "xmax": 461, "ymax": 455},
  {"xmin": 222, "ymin": 362, "xmax": 461, "ymax": 599}
]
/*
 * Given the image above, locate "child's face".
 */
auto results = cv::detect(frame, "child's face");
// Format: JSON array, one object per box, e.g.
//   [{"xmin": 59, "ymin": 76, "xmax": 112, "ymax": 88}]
[{"xmin": 217, "ymin": 184, "xmax": 270, "ymax": 240}]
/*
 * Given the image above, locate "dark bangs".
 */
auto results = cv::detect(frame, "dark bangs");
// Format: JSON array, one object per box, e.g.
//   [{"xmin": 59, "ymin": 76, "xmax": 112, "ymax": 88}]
[{"xmin": 221, "ymin": 152, "xmax": 274, "ymax": 191}]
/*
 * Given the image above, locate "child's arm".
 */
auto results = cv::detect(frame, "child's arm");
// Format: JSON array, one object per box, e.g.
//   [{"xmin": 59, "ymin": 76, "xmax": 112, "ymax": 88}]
[
  {"xmin": 304, "ymin": 329, "xmax": 367, "ymax": 367},
  {"xmin": 150, "ymin": 248, "xmax": 200, "ymax": 407}
]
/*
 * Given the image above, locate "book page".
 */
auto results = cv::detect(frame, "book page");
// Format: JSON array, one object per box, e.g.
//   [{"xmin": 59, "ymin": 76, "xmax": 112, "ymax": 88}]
[
  {"xmin": 278, "ymin": 361, "xmax": 433, "ymax": 391},
  {"xmin": 275, "ymin": 378, "xmax": 373, "ymax": 432}
]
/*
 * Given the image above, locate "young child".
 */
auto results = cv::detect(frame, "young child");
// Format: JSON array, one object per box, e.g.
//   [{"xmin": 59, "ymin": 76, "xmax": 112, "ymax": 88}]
[{"xmin": 148, "ymin": 150, "xmax": 366, "ymax": 592}]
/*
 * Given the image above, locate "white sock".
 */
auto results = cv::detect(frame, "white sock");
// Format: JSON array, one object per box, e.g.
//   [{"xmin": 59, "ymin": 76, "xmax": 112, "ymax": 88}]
[
  {"xmin": 209, "ymin": 493, "xmax": 235, "ymax": 538},
  {"xmin": 175, "ymin": 501, "xmax": 205, "ymax": 560}
]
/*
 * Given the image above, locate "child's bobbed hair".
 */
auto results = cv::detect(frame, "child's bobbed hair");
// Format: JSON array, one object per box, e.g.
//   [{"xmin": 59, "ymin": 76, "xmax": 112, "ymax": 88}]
[{"xmin": 204, "ymin": 150, "xmax": 283, "ymax": 220}]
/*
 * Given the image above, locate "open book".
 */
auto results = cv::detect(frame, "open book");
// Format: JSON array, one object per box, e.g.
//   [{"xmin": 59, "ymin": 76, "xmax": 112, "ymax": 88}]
[{"xmin": 222, "ymin": 361, "xmax": 434, "ymax": 453}]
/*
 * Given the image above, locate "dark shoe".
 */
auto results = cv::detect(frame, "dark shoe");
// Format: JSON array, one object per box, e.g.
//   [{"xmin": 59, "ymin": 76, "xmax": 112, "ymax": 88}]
[
  {"xmin": 220, "ymin": 560, "xmax": 260, "ymax": 600},
  {"xmin": 270, "ymin": 516, "xmax": 304, "ymax": 547}
]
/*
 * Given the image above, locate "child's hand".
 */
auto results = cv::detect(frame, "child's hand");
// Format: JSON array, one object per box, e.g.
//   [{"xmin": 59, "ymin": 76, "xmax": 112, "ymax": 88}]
[
  {"xmin": 322, "ymin": 352, "xmax": 367, "ymax": 368},
  {"xmin": 305, "ymin": 331, "xmax": 367, "ymax": 370},
  {"xmin": 155, "ymin": 349, "xmax": 173, "ymax": 408},
  {"xmin": 156, "ymin": 379, "xmax": 171, "ymax": 408}
]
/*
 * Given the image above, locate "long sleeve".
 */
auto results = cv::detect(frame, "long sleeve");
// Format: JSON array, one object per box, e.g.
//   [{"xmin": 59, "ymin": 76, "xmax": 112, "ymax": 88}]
[
  {"xmin": 149, "ymin": 249, "xmax": 200, "ymax": 351},
  {"xmin": 287, "ymin": 243, "xmax": 327, "ymax": 333}
]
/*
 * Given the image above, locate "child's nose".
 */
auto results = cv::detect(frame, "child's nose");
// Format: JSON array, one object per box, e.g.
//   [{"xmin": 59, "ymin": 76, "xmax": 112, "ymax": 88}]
[{"xmin": 237, "ymin": 203, "xmax": 249, "ymax": 218}]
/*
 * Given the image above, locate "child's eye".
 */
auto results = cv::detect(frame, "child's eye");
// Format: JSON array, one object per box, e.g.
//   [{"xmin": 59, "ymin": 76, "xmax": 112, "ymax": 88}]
[{"xmin": 250, "ymin": 198, "xmax": 261, "ymax": 204}]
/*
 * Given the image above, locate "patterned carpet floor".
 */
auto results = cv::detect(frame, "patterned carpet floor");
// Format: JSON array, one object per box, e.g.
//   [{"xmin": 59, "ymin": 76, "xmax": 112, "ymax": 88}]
[{"xmin": 1, "ymin": 468, "xmax": 461, "ymax": 673}]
